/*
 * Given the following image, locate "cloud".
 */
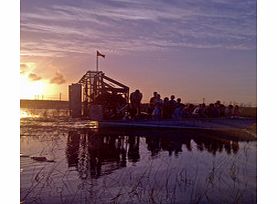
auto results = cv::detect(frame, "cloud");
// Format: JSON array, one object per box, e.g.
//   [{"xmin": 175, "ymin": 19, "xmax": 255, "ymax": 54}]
[
  {"xmin": 20, "ymin": 63, "xmax": 28, "ymax": 74},
  {"xmin": 20, "ymin": 0, "xmax": 257, "ymax": 56},
  {"xmin": 28, "ymin": 73, "xmax": 42, "ymax": 81},
  {"xmin": 50, "ymin": 72, "xmax": 66, "ymax": 84}
]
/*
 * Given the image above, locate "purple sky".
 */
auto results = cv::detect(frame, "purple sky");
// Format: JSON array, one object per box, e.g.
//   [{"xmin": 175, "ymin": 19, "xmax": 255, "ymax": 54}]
[{"xmin": 20, "ymin": 0, "xmax": 257, "ymax": 105}]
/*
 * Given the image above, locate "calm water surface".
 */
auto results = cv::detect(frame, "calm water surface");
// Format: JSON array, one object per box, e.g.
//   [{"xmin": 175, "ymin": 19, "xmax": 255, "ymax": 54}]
[{"xmin": 20, "ymin": 109, "xmax": 256, "ymax": 204}]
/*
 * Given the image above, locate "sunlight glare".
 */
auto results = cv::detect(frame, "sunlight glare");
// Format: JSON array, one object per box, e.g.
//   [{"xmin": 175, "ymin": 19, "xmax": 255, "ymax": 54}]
[
  {"xmin": 20, "ymin": 75, "xmax": 47, "ymax": 99},
  {"xmin": 20, "ymin": 109, "xmax": 39, "ymax": 118}
]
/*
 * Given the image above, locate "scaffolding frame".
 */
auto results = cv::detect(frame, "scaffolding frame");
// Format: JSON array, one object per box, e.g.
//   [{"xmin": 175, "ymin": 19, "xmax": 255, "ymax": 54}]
[{"xmin": 78, "ymin": 71, "xmax": 129, "ymax": 118}]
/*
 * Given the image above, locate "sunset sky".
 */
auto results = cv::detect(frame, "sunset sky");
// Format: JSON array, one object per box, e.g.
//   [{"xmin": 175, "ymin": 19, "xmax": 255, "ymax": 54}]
[{"xmin": 20, "ymin": 0, "xmax": 257, "ymax": 105}]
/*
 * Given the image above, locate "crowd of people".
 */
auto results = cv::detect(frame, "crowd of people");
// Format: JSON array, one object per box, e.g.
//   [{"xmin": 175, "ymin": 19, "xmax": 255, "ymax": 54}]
[{"xmin": 129, "ymin": 90, "xmax": 240, "ymax": 120}]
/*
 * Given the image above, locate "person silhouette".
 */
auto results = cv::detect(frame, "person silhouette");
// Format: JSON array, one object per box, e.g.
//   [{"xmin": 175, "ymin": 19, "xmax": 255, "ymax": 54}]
[
  {"xmin": 149, "ymin": 91, "xmax": 158, "ymax": 115},
  {"xmin": 168, "ymin": 95, "xmax": 177, "ymax": 118},
  {"xmin": 130, "ymin": 89, "xmax": 143, "ymax": 118}
]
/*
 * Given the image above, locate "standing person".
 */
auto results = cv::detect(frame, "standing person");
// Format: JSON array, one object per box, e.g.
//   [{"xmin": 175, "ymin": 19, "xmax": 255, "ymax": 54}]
[
  {"xmin": 199, "ymin": 103, "xmax": 207, "ymax": 117},
  {"xmin": 219, "ymin": 104, "xmax": 226, "ymax": 117},
  {"xmin": 233, "ymin": 105, "xmax": 240, "ymax": 118},
  {"xmin": 192, "ymin": 104, "xmax": 201, "ymax": 117},
  {"xmin": 173, "ymin": 98, "xmax": 184, "ymax": 120},
  {"xmin": 152, "ymin": 94, "xmax": 163, "ymax": 120},
  {"xmin": 168, "ymin": 95, "xmax": 177, "ymax": 118},
  {"xmin": 207, "ymin": 103, "xmax": 217, "ymax": 117},
  {"xmin": 214, "ymin": 100, "xmax": 221, "ymax": 117},
  {"xmin": 148, "ymin": 91, "xmax": 158, "ymax": 115},
  {"xmin": 130, "ymin": 89, "xmax": 143, "ymax": 118},
  {"xmin": 226, "ymin": 105, "xmax": 234, "ymax": 118},
  {"xmin": 162, "ymin": 97, "xmax": 170, "ymax": 119},
  {"xmin": 156, "ymin": 94, "xmax": 163, "ymax": 105}
]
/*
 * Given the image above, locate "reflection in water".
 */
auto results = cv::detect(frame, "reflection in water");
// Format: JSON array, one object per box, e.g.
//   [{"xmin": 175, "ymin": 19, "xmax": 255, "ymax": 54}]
[
  {"xmin": 66, "ymin": 131, "xmax": 80, "ymax": 168},
  {"xmin": 66, "ymin": 129, "xmax": 240, "ymax": 179},
  {"xmin": 145, "ymin": 132, "xmax": 240, "ymax": 158},
  {"xmin": 20, "ymin": 109, "xmax": 39, "ymax": 118},
  {"xmin": 20, "ymin": 108, "xmax": 69, "ymax": 119},
  {"xmin": 128, "ymin": 136, "xmax": 140, "ymax": 163},
  {"xmin": 20, "ymin": 109, "xmax": 256, "ymax": 204},
  {"xmin": 67, "ymin": 130, "xmax": 130, "ymax": 179},
  {"xmin": 193, "ymin": 136, "xmax": 239, "ymax": 155}
]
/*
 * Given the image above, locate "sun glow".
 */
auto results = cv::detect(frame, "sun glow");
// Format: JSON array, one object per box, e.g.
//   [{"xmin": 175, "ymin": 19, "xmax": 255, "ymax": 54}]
[
  {"xmin": 20, "ymin": 74, "xmax": 48, "ymax": 99},
  {"xmin": 20, "ymin": 62, "xmax": 65, "ymax": 100}
]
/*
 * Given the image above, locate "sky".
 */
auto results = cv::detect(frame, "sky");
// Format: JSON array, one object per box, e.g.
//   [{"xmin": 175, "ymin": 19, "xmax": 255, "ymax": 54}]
[{"xmin": 20, "ymin": 0, "xmax": 257, "ymax": 105}]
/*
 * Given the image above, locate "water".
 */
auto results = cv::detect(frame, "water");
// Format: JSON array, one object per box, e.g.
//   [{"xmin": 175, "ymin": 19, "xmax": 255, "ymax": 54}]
[{"xmin": 20, "ymin": 109, "xmax": 257, "ymax": 204}]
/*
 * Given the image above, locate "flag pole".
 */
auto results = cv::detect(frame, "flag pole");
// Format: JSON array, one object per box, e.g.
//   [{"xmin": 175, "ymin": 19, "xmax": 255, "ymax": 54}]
[{"xmin": 96, "ymin": 52, "xmax": 98, "ymax": 72}]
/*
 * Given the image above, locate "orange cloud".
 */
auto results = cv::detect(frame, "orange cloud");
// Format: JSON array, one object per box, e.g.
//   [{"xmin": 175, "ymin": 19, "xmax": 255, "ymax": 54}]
[
  {"xmin": 28, "ymin": 73, "xmax": 42, "ymax": 81},
  {"xmin": 50, "ymin": 72, "xmax": 66, "ymax": 84},
  {"xmin": 20, "ymin": 63, "xmax": 28, "ymax": 74}
]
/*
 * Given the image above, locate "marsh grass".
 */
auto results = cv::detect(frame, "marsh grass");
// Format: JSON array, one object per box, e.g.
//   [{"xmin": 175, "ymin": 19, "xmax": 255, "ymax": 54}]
[
  {"xmin": 21, "ymin": 151, "xmax": 256, "ymax": 203},
  {"xmin": 20, "ymin": 118, "xmax": 256, "ymax": 204}
]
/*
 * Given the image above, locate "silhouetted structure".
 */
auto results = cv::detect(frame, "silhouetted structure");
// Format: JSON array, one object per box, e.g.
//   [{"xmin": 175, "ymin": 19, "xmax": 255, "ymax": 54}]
[
  {"xmin": 69, "ymin": 71, "xmax": 129, "ymax": 119},
  {"xmin": 69, "ymin": 84, "xmax": 82, "ymax": 118}
]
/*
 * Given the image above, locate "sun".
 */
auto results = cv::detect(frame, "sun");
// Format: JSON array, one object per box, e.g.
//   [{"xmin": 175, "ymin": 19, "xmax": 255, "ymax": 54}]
[
  {"xmin": 20, "ymin": 62, "xmax": 65, "ymax": 100},
  {"xmin": 20, "ymin": 74, "xmax": 48, "ymax": 99}
]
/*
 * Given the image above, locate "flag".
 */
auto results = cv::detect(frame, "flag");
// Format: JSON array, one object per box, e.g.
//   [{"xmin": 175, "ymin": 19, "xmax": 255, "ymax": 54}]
[{"xmin": 97, "ymin": 50, "xmax": 105, "ymax": 58}]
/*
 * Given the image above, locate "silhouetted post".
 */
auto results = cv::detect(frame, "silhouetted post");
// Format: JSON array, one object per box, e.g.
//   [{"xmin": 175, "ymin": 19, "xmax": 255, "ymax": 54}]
[
  {"xmin": 96, "ymin": 53, "xmax": 98, "ymax": 72},
  {"xmin": 59, "ymin": 93, "xmax": 62, "ymax": 101},
  {"xmin": 96, "ymin": 50, "xmax": 105, "ymax": 72},
  {"xmin": 203, "ymin": 98, "xmax": 205, "ymax": 104}
]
